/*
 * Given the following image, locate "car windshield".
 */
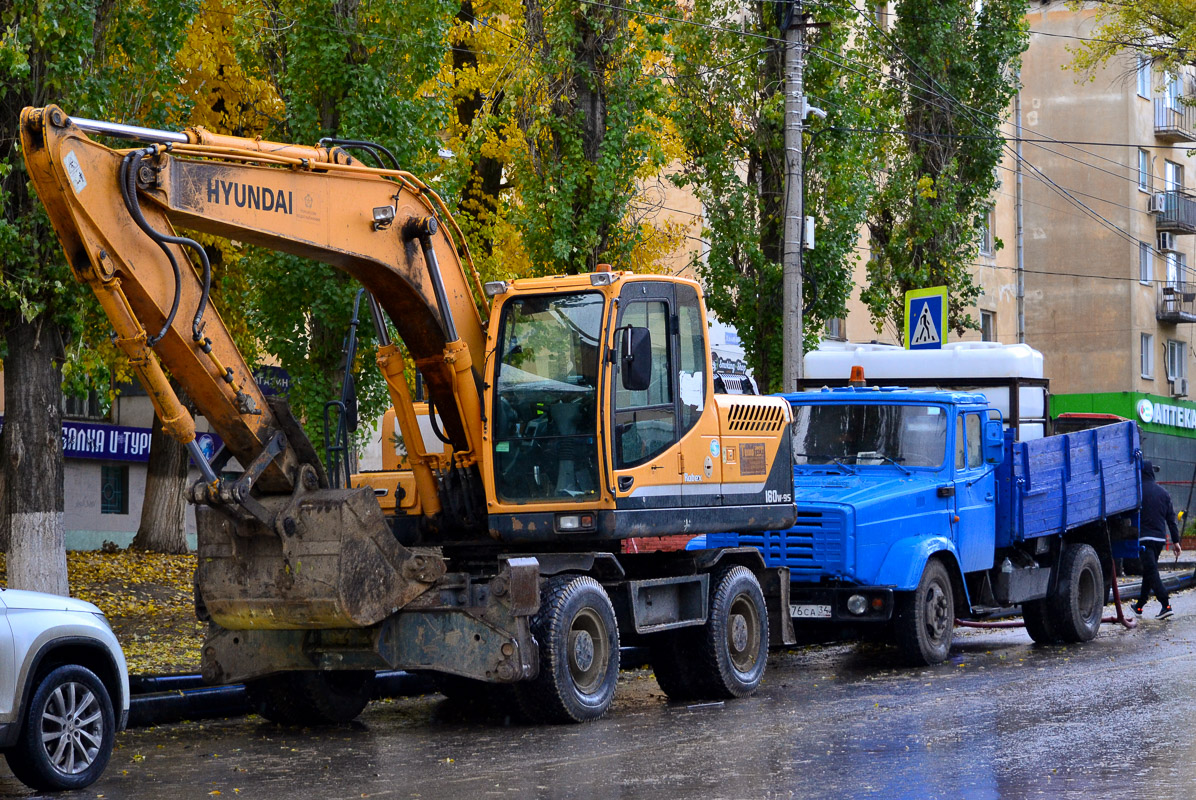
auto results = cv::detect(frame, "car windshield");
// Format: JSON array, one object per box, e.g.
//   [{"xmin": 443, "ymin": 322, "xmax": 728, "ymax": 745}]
[{"xmin": 791, "ymin": 403, "xmax": 947, "ymax": 468}]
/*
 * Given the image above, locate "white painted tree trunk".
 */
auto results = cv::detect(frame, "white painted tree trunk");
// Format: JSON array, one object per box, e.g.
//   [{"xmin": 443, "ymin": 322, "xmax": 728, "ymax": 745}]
[
  {"xmin": 2, "ymin": 314, "xmax": 70, "ymax": 596},
  {"xmin": 8, "ymin": 512, "xmax": 69, "ymax": 596}
]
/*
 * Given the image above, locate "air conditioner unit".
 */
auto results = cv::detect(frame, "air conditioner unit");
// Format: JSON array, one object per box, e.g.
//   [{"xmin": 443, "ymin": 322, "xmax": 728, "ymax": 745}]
[
  {"xmin": 1151, "ymin": 192, "xmax": 1168, "ymax": 213},
  {"xmin": 1159, "ymin": 231, "xmax": 1178, "ymax": 252},
  {"xmin": 1174, "ymin": 376, "xmax": 1189, "ymax": 398}
]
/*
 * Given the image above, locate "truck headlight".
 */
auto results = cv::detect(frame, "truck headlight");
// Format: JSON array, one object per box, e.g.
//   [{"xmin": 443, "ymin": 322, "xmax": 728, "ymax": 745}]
[{"xmin": 846, "ymin": 594, "xmax": 868, "ymax": 616}]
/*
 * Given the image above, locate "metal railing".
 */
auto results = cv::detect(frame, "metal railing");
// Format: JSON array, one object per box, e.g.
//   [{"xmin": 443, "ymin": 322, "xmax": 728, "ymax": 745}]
[
  {"xmin": 1156, "ymin": 190, "xmax": 1196, "ymax": 234},
  {"xmin": 1157, "ymin": 281, "xmax": 1196, "ymax": 323},
  {"xmin": 1155, "ymin": 97, "xmax": 1196, "ymax": 143}
]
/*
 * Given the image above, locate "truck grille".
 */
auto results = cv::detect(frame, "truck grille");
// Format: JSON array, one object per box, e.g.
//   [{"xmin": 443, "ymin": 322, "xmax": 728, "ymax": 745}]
[{"xmin": 736, "ymin": 506, "xmax": 846, "ymax": 577}]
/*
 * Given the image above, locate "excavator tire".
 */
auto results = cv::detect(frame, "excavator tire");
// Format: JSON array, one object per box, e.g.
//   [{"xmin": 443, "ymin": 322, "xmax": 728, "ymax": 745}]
[
  {"xmin": 515, "ymin": 575, "xmax": 619, "ymax": 724},
  {"xmin": 695, "ymin": 566, "xmax": 769, "ymax": 698},
  {"xmin": 246, "ymin": 670, "xmax": 373, "ymax": 726},
  {"xmin": 649, "ymin": 629, "xmax": 708, "ymax": 701},
  {"xmin": 433, "ymin": 675, "xmax": 522, "ymax": 721}
]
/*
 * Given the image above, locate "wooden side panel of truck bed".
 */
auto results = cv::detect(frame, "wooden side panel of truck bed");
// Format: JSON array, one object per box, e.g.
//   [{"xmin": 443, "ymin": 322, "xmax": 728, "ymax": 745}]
[{"xmin": 995, "ymin": 421, "xmax": 1141, "ymax": 546}]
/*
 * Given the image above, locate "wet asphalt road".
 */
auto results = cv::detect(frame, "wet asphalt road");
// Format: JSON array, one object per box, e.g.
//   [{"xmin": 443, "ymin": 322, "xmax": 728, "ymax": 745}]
[{"xmin": 6, "ymin": 591, "xmax": 1196, "ymax": 800}]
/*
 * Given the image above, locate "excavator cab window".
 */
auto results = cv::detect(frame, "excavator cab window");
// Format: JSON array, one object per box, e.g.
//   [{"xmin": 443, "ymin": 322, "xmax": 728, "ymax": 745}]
[
  {"xmin": 492, "ymin": 292, "xmax": 602, "ymax": 502},
  {"xmin": 613, "ymin": 297, "xmax": 675, "ymax": 468}
]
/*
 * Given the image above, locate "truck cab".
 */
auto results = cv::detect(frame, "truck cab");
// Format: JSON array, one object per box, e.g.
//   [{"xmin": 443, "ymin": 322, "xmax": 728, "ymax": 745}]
[
  {"xmin": 703, "ymin": 385, "xmax": 1140, "ymax": 666},
  {"xmin": 709, "ymin": 387, "xmax": 1002, "ymax": 621}
]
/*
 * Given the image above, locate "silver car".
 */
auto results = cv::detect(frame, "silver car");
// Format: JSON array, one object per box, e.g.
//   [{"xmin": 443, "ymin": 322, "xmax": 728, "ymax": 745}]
[{"xmin": 0, "ymin": 590, "xmax": 128, "ymax": 791}]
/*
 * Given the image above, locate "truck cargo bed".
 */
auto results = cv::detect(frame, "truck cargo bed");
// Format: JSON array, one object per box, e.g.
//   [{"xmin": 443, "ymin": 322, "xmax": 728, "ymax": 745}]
[{"xmin": 995, "ymin": 421, "xmax": 1140, "ymax": 547}]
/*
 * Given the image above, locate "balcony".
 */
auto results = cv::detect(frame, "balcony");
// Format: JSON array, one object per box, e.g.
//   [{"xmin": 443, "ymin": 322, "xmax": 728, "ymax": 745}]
[
  {"xmin": 1155, "ymin": 190, "xmax": 1196, "ymax": 234},
  {"xmin": 1157, "ymin": 282, "xmax": 1196, "ymax": 323},
  {"xmin": 1155, "ymin": 97, "xmax": 1196, "ymax": 143}
]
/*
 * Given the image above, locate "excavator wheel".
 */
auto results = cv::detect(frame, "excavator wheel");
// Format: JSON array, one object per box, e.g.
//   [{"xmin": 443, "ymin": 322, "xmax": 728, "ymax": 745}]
[
  {"xmin": 515, "ymin": 575, "xmax": 619, "ymax": 724},
  {"xmin": 246, "ymin": 670, "xmax": 374, "ymax": 726},
  {"xmin": 649, "ymin": 628, "xmax": 708, "ymax": 701},
  {"xmin": 695, "ymin": 565, "xmax": 769, "ymax": 698},
  {"xmin": 434, "ymin": 674, "xmax": 522, "ymax": 721}
]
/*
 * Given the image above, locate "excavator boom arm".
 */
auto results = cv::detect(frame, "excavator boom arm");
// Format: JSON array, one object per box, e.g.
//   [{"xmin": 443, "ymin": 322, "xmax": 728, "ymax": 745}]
[{"xmin": 20, "ymin": 106, "xmax": 486, "ymax": 499}]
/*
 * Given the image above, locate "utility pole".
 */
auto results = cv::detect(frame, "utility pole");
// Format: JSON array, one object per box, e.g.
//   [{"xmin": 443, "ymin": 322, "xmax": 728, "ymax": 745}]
[
  {"xmin": 1015, "ymin": 80, "xmax": 1025, "ymax": 344},
  {"xmin": 782, "ymin": 0, "xmax": 805, "ymax": 391}
]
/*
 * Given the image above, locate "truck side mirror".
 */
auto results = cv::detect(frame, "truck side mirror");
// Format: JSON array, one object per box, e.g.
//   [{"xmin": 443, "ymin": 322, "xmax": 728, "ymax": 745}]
[
  {"xmin": 621, "ymin": 326, "xmax": 652, "ymax": 392},
  {"xmin": 984, "ymin": 419, "xmax": 1004, "ymax": 465}
]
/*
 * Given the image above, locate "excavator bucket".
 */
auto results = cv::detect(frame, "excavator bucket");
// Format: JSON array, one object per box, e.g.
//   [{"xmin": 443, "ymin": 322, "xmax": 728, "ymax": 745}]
[{"xmin": 195, "ymin": 487, "xmax": 443, "ymax": 630}]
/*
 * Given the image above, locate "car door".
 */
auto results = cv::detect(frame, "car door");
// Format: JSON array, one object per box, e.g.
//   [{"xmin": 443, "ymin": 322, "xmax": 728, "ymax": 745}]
[
  {"xmin": 0, "ymin": 596, "xmax": 14, "ymax": 720},
  {"xmin": 954, "ymin": 410, "xmax": 996, "ymax": 573}
]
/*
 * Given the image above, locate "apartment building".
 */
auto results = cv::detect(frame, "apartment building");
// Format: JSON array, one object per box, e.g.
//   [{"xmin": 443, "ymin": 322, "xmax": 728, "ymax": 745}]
[{"xmin": 832, "ymin": 1, "xmax": 1196, "ymax": 506}]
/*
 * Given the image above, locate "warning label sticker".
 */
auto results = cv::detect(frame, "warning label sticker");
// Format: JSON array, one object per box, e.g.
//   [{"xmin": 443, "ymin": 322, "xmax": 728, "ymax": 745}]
[{"xmin": 739, "ymin": 443, "xmax": 766, "ymax": 476}]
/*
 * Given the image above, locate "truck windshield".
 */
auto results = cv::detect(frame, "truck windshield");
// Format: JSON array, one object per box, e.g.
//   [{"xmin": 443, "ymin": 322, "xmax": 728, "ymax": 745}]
[
  {"xmin": 492, "ymin": 292, "xmax": 603, "ymax": 502},
  {"xmin": 791, "ymin": 403, "xmax": 947, "ymax": 468}
]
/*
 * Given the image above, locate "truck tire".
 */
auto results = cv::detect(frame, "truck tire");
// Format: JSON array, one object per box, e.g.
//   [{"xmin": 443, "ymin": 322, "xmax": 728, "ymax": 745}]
[
  {"xmin": 246, "ymin": 670, "xmax": 373, "ymax": 725},
  {"xmin": 515, "ymin": 575, "xmax": 619, "ymax": 723},
  {"xmin": 649, "ymin": 630, "xmax": 707, "ymax": 701},
  {"xmin": 1022, "ymin": 598, "xmax": 1062, "ymax": 644},
  {"xmin": 696, "ymin": 566, "xmax": 769, "ymax": 698},
  {"xmin": 895, "ymin": 559, "xmax": 954, "ymax": 666},
  {"xmin": 1048, "ymin": 543, "xmax": 1104, "ymax": 643}
]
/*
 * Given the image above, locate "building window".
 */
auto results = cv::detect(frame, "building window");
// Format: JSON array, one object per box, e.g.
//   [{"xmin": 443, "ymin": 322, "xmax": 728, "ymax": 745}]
[
  {"xmin": 62, "ymin": 389, "xmax": 104, "ymax": 421},
  {"xmin": 1139, "ymin": 149, "xmax": 1151, "ymax": 191},
  {"xmin": 1167, "ymin": 73, "xmax": 1183, "ymax": 111},
  {"xmin": 1165, "ymin": 160, "xmax": 1183, "ymax": 192},
  {"xmin": 978, "ymin": 207, "xmax": 995, "ymax": 255},
  {"xmin": 872, "ymin": 2, "xmax": 888, "ymax": 29},
  {"xmin": 1140, "ymin": 241, "xmax": 1154, "ymax": 283},
  {"xmin": 1138, "ymin": 57, "xmax": 1151, "ymax": 98},
  {"xmin": 100, "ymin": 465, "xmax": 129, "ymax": 515},
  {"xmin": 1168, "ymin": 339, "xmax": 1188, "ymax": 382},
  {"xmin": 1167, "ymin": 252, "xmax": 1180, "ymax": 287},
  {"xmin": 980, "ymin": 310, "xmax": 995, "ymax": 342},
  {"xmin": 825, "ymin": 318, "xmax": 845, "ymax": 341}
]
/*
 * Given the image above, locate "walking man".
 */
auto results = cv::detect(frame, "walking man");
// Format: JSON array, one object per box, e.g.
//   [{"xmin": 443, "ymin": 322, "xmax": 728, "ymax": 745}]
[{"xmin": 1134, "ymin": 460, "xmax": 1182, "ymax": 619}]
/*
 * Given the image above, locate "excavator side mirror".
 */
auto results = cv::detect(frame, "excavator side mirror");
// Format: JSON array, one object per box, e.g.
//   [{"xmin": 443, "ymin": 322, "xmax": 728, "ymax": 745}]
[{"xmin": 621, "ymin": 326, "xmax": 652, "ymax": 392}]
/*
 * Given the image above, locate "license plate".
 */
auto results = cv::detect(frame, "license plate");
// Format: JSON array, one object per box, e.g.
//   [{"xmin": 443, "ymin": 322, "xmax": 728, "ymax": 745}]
[{"xmin": 790, "ymin": 603, "xmax": 832, "ymax": 619}]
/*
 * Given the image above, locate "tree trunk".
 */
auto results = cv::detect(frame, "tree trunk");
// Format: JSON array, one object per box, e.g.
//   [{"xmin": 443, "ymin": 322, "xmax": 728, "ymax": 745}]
[
  {"xmin": 2, "ymin": 314, "xmax": 68, "ymax": 595},
  {"xmin": 130, "ymin": 382, "xmax": 195, "ymax": 554}
]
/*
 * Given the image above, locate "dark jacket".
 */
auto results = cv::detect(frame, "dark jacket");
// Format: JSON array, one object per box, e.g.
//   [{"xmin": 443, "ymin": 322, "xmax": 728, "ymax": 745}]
[{"xmin": 1140, "ymin": 461, "xmax": 1179, "ymax": 543}]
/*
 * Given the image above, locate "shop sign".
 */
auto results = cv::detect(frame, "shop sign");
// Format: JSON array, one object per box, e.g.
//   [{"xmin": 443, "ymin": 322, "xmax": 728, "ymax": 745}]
[
  {"xmin": 0, "ymin": 417, "xmax": 152, "ymax": 462},
  {"xmin": 1053, "ymin": 392, "xmax": 1196, "ymax": 438}
]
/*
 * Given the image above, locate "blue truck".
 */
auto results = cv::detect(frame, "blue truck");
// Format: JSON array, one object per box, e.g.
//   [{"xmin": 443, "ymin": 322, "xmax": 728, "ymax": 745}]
[{"xmin": 701, "ymin": 386, "xmax": 1142, "ymax": 665}]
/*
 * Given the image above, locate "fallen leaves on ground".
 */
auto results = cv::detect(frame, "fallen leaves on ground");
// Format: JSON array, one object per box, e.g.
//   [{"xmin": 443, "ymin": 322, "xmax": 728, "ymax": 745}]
[{"xmin": 0, "ymin": 551, "xmax": 204, "ymax": 675}]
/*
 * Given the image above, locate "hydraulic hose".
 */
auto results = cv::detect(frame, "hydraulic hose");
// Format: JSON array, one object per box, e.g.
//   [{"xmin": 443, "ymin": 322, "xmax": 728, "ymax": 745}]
[
  {"xmin": 119, "ymin": 147, "xmax": 213, "ymax": 345},
  {"xmin": 119, "ymin": 151, "xmax": 181, "ymax": 346}
]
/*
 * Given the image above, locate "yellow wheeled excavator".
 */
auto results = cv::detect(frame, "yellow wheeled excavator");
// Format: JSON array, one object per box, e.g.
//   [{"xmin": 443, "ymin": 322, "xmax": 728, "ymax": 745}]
[{"xmin": 20, "ymin": 105, "xmax": 797, "ymax": 724}]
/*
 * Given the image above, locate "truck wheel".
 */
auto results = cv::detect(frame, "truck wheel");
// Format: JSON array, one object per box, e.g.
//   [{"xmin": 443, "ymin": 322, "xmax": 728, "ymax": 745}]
[
  {"xmin": 649, "ymin": 630, "xmax": 707, "ymax": 701},
  {"xmin": 1022, "ymin": 598, "xmax": 1062, "ymax": 644},
  {"xmin": 1049, "ymin": 543, "xmax": 1104, "ymax": 643},
  {"xmin": 696, "ymin": 566, "xmax": 769, "ymax": 698},
  {"xmin": 246, "ymin": 670, "xmax": 374, "ymax": 725},
  {"xmin": 895, "ymin": 559, "xmax": 954, "ymax": 666},
  {"xmin": 515, "ymin": 575, "xmax": 619, "ymax": 723}
]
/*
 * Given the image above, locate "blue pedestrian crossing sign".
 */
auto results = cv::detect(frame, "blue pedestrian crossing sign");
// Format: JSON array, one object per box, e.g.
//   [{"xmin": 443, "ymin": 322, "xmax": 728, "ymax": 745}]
[{"xmin": 904, "ymin": 286, "xmax": 947, "ymax": 350}]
